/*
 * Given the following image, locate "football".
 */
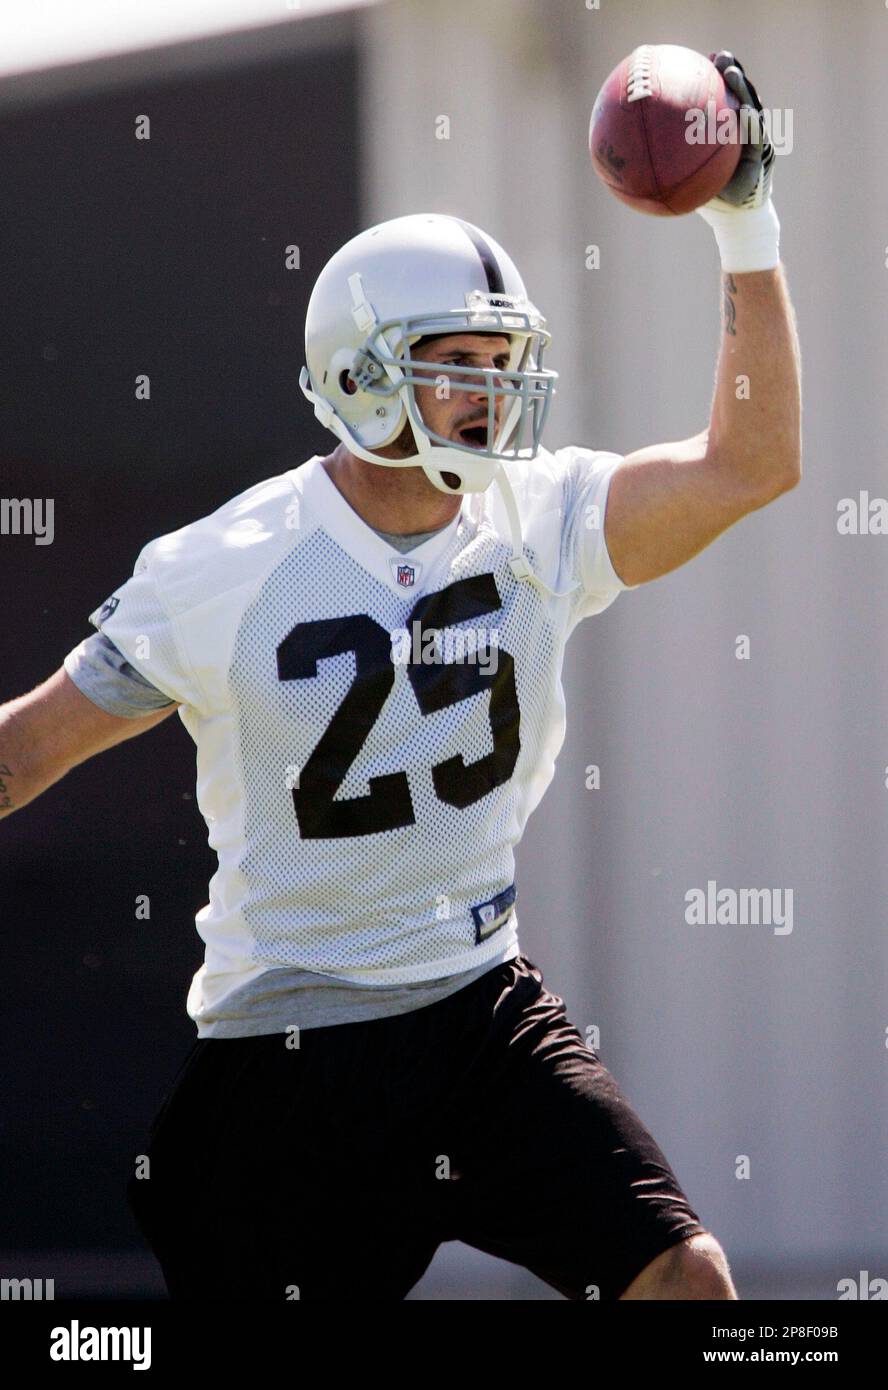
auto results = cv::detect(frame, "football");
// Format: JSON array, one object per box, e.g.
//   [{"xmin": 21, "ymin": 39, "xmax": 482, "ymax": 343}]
[{"xmin": 589, "ymin": 43, "xmax": 742, "ymax": 216}]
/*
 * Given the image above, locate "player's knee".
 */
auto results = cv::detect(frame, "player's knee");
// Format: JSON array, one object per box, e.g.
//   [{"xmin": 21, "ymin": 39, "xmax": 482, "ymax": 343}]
[
  {"xmin": 623, "ymin": 1232, "xmax": 736, "ymax": 1299},
  {"xmin": 662, "ymin": 1233, "xmax": 735, "ymax": 1298}
]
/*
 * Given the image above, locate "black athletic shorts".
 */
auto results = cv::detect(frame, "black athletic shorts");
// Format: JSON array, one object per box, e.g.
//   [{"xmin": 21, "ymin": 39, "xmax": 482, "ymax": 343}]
[{"xmin": 127, "ymin": 954, "xmax": 706, "ymax": 1300}]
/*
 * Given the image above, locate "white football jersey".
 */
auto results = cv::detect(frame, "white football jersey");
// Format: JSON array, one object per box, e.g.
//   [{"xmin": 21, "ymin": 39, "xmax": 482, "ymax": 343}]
[{"xmin": 90, "ymin": 448, "xmax": 630, "ymax": 1025}]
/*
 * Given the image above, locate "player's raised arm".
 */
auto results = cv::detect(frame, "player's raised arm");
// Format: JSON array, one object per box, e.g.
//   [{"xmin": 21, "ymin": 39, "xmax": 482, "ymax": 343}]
[
  {"xmin": 605, "ymin": 265, "xmax": 800, "ymax": 586},
  {"xmin": 596, "ymin": 51, "xmax": 802, "ymax": 588},
  {"xmin": 0, "ymin": 667, "xmax": 179, "ymax": 819}
]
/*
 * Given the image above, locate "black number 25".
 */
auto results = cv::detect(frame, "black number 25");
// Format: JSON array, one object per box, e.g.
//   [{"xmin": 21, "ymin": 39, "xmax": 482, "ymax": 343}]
[{"xmin": 276, "ymin": 573, "xmax": 520, "ymax": 839}]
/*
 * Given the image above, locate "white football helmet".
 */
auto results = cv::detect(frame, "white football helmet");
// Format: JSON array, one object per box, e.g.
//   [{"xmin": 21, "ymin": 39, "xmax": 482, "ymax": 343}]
[{"xmin": 300, "ymin": 213, "xmax": 576, "ymax": 595}]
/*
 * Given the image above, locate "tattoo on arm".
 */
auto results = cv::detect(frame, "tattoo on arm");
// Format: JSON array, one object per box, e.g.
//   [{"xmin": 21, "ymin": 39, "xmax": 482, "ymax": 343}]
[{"xmin": 722, "ymin": 273, "xmax": 738, "ymax": 337}]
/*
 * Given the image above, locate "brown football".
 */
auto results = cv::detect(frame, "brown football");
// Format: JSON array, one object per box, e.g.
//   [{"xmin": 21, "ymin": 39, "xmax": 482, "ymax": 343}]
[{"xmin": 589, "ymin": 44, "xmax": 742, "ymax": 216}]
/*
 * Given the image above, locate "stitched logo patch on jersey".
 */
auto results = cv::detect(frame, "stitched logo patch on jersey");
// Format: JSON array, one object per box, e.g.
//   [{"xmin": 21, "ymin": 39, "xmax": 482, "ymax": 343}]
[
  {"xmin": 98, "ymin": 595, "xmax": 120, "ymax": 623},
  {"xmin": 390, "ymin": 559, "xmax": 420, "ymax": 588},
  {"xmin": 470, "ymin": 883, "xmax": 516, "ymax": 943}
]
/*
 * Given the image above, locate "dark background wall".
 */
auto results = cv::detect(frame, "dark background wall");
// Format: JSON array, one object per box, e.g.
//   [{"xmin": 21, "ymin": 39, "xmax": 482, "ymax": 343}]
[{"xmin": 0, "ymin": 19, "xmax": 357, "ymax": 1280}]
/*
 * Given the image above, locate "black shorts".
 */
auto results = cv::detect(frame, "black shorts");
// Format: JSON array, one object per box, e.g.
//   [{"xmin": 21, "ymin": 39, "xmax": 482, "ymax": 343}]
[{"xmin": 128, "ymin": 954, "xmax": 706, "ymax": 1301}]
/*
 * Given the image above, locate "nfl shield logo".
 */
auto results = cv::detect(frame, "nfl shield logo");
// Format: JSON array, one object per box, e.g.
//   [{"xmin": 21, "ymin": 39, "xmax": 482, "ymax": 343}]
[{"xmin": 389, "ymin": 556, "xmax": 422, "ymax": 587}]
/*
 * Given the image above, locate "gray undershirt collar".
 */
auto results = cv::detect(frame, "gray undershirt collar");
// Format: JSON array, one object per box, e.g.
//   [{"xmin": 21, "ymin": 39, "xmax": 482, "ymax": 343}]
[{"xmin": 370, "ymin": 523, "xmax": 448, "ymax": 554}]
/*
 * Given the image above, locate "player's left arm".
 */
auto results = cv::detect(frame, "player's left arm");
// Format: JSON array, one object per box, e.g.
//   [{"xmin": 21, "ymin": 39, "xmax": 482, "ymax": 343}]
[{"xmin": 604, "ymin": 53, "xmax": 802, "ymax": 589}]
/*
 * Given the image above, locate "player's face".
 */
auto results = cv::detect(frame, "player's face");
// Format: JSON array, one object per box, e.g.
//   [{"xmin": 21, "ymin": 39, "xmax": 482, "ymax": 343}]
[{"xmin": 410, "ymin": 333, "xmax": 512, "ymax": 449}]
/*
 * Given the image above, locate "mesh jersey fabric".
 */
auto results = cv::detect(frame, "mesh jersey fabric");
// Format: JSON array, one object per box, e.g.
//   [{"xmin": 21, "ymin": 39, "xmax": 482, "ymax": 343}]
[
  {"xmin": 64, "ymin": 526, "xmax": 448, "ymax": 717},
  {"xmin": 63, "ymin": 515, "xmax": 513, "ymax": 1036},
  {"xmin": 63, "ymin": 631, "xmax": 517, "ymax": 1036},
  {"xmin": 74, "ymin": 447, "xmax": 630, "ymax": 1032}
]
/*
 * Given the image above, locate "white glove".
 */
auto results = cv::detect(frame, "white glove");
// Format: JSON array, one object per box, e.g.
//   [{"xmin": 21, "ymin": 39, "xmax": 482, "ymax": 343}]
[{"xmin": 696, "ymin": 51, "xmax": 780, "ymax": 272}]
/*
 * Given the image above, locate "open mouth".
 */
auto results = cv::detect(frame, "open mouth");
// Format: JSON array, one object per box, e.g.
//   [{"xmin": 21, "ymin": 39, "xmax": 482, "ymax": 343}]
[{"xmin": 457, "ymin": 423, "xmax": 489, "ymax": 448}]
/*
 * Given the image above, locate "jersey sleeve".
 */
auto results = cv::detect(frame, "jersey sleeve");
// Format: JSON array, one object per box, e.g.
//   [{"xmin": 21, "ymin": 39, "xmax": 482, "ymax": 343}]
[
  {"xmin": 82, "ymin": 536, "xmax": 208, "ymax": 711},
  {"xmin": 64, "ymin": 631, "xmax": 177, "ymax": 717},
  {"xmin": 556, "ymin": 444, "xmax": 638, "ymax": 621}
]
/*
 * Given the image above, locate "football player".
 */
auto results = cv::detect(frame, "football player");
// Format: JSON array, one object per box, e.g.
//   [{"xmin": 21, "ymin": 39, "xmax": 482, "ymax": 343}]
[{"xmin": 1, "ymin": 55, "xmax": 799, "ymax": 1300}]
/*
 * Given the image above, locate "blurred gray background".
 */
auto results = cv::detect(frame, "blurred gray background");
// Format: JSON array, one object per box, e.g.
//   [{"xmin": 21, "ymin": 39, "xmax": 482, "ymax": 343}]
[{"xmin": 2, "ymin": 0, "xmax": 886, "ymax": 1300}]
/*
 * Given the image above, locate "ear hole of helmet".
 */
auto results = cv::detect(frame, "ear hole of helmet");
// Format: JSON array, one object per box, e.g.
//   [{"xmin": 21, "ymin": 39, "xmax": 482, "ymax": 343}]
[{"xmin": 339, "ymin": 370, "xmax": 357, "ymax": 395}]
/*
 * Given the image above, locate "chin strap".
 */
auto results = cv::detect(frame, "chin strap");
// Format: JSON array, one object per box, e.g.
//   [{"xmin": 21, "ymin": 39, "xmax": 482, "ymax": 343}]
[{"xmin": 493, "ymin": 466, "xmax": 581, "ymax": 600}]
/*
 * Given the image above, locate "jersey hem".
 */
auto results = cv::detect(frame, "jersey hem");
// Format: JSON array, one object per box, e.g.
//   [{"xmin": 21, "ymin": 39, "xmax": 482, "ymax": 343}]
[
  {"xmin": 191, "ymin": 940, "xmax": 522, "ymax": 1037},
  {"xmin": 187, "ymin": 917, "xmax": 521, "ymax": 1024}
]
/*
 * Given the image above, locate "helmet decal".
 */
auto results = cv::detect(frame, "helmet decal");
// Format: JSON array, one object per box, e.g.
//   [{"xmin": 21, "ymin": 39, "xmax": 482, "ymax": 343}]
[{"xmin": 451, "ymin": 217, "xmax": 506, "ymax": 294}]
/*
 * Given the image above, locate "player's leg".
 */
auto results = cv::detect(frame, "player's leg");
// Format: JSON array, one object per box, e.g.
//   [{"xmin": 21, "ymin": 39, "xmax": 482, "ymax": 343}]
[
  {"xmin": 127, "ymin": 1028, "xmax": 442, "ymax": 1300},
  {"xmin": 435, "ymin": 955, "xmax": 728, "ymax": 1301}
]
